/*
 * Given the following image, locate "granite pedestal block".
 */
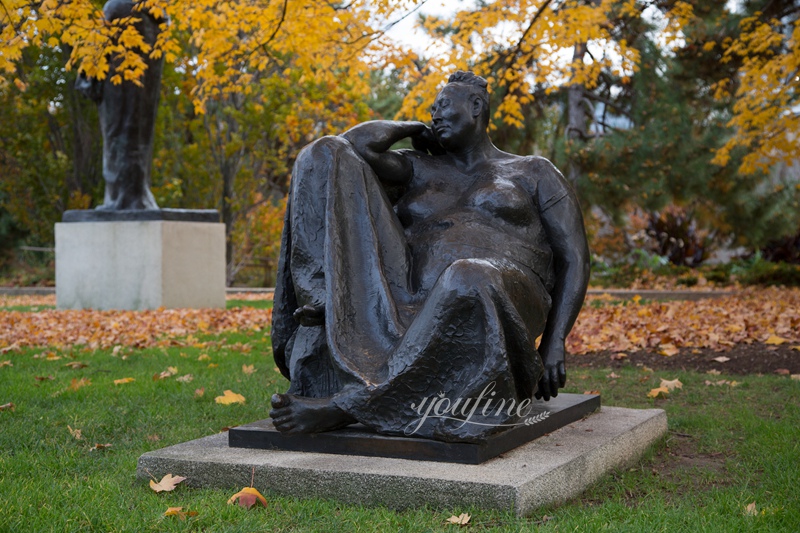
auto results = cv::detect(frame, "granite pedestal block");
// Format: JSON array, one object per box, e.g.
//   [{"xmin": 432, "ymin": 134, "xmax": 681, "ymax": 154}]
[
  {"xmin": 56, "ymin": 218, "xmax": 225, "ymax": 310},
  {"xmin": 137, "ymin": 406, "xmax": 667, "ymax": 515}
]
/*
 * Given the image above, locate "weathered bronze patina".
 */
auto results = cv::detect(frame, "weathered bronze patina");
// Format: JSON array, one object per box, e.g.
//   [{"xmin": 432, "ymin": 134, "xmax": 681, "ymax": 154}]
[{"xmin": 269, "ymin": 72, "xmax": 590, "ymax": 443}]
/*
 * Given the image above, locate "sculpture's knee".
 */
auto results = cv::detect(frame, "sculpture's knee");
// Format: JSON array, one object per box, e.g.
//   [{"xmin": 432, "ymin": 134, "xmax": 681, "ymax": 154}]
[
  {"xmin": 439, "ymin": 259, "xmax": 500, "ymax": 300},
  {"xmin": 296, "ymin": 135, "xmax": 353, "ymax": 166}
]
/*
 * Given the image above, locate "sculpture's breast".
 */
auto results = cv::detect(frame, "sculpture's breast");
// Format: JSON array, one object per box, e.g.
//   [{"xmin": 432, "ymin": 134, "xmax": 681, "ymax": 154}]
[{"xmin": 464, "ymin": 176, "xmax": 535, "ymax": 227}]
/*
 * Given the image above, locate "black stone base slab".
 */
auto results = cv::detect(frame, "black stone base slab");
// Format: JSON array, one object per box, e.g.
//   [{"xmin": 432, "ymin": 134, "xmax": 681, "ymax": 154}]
[
  {"xmin": 62, "ymin": 208, "xmax": 219, "ymax": 223},
  {"xmin": 229, "ymin": 393, "xmax": 600, "ymax": 464}
]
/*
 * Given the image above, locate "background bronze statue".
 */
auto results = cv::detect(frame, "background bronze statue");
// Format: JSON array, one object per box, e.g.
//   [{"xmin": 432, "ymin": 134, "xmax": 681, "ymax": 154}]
[
  {"xmin": 270, "ymin": 71, "xmax": 589, "ymax": 442},
  {"xmin": 75, "ymin": 0, "xmax": 163, "ymax": 211}
]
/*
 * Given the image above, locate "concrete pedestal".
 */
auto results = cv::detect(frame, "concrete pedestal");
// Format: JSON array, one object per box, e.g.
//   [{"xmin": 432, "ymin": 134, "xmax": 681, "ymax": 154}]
[
  {"xmin": 137, "ymin": 406, "xmax": 667, "ymax": 515},
  {"xmin": 56, "ymin": 221, "xmax": 225, "ymax": 310}
]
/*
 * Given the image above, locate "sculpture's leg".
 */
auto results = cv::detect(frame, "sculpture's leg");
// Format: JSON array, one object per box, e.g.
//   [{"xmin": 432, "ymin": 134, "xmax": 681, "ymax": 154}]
[
  {"xmin": 331, "ymin": 258, "xmax": 549, "ymax": 441},
  {"xmin": 273, "ymin": 135, "xmax": 412, "ymax": 398}
]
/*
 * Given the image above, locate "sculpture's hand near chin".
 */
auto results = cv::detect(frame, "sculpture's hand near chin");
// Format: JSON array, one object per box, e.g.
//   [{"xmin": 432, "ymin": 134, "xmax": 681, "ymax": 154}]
[
  {"xmin": 535, "ymin": 342, "xmax": 567, "ymax": 401},
  {"xmin": 292, "ymin": 304, "xmax": 325, "ymax": 327},
  {"xmin": 411, "ymin": 125, "xmax": 446, "ymax": 156}
]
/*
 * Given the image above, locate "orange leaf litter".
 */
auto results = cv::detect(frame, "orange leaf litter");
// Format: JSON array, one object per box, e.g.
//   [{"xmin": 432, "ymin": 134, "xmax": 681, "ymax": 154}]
[{"xmin": 2, "ymin": 288, "xmax": 798, "ymax": 354}]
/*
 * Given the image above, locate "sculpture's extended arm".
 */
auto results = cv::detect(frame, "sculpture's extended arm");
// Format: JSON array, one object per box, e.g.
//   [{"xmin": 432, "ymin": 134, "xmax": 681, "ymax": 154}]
[
  {"xmin": 537, "ymin": 170, "xmax": 590, "ymax": 401},
  {"xmin": 341, "ymin": 121, "xmax": 429, "ymax": 186}
]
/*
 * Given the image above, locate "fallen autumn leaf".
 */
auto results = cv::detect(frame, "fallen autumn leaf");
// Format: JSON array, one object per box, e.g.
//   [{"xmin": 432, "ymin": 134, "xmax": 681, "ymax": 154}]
[
  {"xmin": 658, "ymin": 344, "xmax": 679, "ymax": 357},
  {"xmin": 764, "ymin": 335, "xmax": 787, "ymax": 346},
  {"xmin": 647, "ymin": 386, "xmax": 669, "ymax": 399},
  {"xmin": 164, "ymin": 507, "xmax": 198, "ymax": 520},
  {"xmin": 150, "ymin": 473, "xmax": 187, "ymax": 493},
  {"xmin": 227, "ymin": 487, "xmax": 267, "ymax": 509},
  {"xmin": 68, "ymin": 377, "xmax": 91, "ymax": 391},
  {"xmin": 215, "ymin": 390, "xmax": 246, "ymax": 405},
  {"xmin": 446, "ymin": 513, "xmax": 471, "ymax": 525},
  {"xmin": 659, "ymin": 378, "xmax": 683, "ymax": 391}
]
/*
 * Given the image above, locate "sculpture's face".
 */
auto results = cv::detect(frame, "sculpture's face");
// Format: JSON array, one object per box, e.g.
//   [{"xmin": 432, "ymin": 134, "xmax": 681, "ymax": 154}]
[{"xmin": 430, "ymin": 84, "xmax": 479, "ymax": 150}]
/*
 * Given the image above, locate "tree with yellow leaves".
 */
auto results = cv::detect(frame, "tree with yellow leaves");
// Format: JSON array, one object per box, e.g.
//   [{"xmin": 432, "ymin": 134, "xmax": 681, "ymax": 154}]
[
  {"xmin": 712, "ymin": 5, "xmax": 799, "ymax": 176},
  {"xmin": 1, "ymin": 0, "xmax": 420, "ymax": 110},
  {"xmin": 0, "ymin": 0, "xmax": 421, "ymax": 280}
]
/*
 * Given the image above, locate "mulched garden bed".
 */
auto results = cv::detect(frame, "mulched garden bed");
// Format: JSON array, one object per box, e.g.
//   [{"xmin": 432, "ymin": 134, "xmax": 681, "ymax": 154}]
[{"xmin": 571, "ymin": 343, "xmax": 800, "ymax": 375}]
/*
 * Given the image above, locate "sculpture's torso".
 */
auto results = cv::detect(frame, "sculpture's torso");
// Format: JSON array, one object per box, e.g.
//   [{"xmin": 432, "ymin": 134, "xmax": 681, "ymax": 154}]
[{"xmin": 396, "ymin": 152, "xmax": 556, "ymax": 293}]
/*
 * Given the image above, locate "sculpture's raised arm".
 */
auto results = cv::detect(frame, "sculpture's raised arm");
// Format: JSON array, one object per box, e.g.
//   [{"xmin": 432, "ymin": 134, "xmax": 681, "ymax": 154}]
[{"xmin": 341, "ymin": 121, "xmax": 428, "ymax": 186}]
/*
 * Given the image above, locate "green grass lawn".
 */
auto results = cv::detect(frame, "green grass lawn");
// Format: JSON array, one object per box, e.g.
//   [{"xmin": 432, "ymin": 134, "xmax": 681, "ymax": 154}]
[{"xmin": 1, "ymin": 323, "xmax": 799, "ymax": 532}]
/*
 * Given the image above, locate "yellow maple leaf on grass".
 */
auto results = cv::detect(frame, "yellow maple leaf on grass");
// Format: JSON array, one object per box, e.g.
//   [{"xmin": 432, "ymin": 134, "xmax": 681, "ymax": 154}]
[
  {"xmin": 659, "ymin": 378, "xmax": 683, "ymax": 391},
  {"xmin": 113, "ymin": 377, "xmax": 135, "ymax": 385},
  {"xmin": 164, "ymin": 506, "xmax": 198, "ymax": 520},
  {"xmin": 647, "ymin": 387, "xmax": 670, "ymax": 399},
  {"xmin": 228, "ymin": 487, "xmax": 267, "ymax": 509},
  {"xmin": 150, "ymin": 473, "xmax": 187, "ymax": 493},
  {"xmin": 215, "ymin": 390, "xmax": 245, "ymax": 405},
  {"xmin": 69, "ymin": 378, "xmax": 91, "ymax": 391}
]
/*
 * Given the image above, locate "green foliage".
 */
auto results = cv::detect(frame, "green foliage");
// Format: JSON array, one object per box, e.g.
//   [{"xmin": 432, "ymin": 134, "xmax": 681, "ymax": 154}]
[
  {"xmin": 731, "ymin": 254, "xmax": 800, "ymax": 287},
  {"xmin": 0, "ymin": 45, "xmax": 103, "ymax": 246},
  {"xmin": 574, "ymin": 1, "xmax": 800, "ymax": 256}
]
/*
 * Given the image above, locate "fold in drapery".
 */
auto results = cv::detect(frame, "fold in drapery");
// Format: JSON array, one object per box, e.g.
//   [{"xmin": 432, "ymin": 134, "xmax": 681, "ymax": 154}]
[{"xmin": 272, "ymin": 136, "xmax": 550, "ymax": 442}]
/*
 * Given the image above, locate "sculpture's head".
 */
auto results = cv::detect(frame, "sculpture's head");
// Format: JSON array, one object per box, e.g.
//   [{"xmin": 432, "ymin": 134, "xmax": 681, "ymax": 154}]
[
  {"xmin": 431, "ymin": 71, "xmax": 490, "ymax": 150},
  {"xmin": 103, "ymin": 0, "xmax": 134, "ymax": 21}
]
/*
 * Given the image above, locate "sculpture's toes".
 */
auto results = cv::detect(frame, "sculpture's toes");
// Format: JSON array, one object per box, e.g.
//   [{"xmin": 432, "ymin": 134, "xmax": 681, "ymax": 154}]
[{"xmin": 271, "ymin": 393, "xmax": 291, "ymax": 409}]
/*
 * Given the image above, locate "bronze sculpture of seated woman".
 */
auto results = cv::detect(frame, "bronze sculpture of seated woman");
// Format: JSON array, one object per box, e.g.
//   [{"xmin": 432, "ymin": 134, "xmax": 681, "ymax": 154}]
[{"xmin": 269, "ymin": 71, "xmax": 589, "ymax": 443}]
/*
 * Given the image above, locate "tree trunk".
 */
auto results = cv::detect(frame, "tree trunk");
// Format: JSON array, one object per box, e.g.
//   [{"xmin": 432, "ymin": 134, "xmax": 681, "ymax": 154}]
[{"xmin": 566, "ymin": 42, "xmax": 589, "ymax": 189}]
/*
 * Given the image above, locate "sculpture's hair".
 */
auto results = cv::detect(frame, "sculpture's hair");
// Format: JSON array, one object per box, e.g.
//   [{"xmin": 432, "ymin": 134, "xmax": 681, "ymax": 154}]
[{"xmin": 447, "ymin": 71, "xmax": 490, "ymax": 125}]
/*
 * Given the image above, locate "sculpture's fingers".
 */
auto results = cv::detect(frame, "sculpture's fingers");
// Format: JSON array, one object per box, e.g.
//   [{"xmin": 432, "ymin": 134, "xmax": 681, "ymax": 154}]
[
  {"xmin": 558, "ymin": 362, "xmax": 567, "ymax": 388},
  {"xmin": 548, "ymin": 367, "xmax": 560, "ymax": 398},
  {"xmin": 536, "ymin": 376, "xmax": 551, "ymax": 401}
]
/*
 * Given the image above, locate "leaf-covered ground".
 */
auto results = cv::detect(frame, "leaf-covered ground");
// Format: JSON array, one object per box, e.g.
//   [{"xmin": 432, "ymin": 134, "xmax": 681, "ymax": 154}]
[{"xmin": 3, "ymin": 288, "xmax": 798, "ymax": 357}]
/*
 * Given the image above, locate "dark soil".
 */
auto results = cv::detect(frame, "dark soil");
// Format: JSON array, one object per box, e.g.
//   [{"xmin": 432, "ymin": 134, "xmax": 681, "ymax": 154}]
[{"xmin": 571, "ymin": 343, "xmax": 800, "ymax": 375}]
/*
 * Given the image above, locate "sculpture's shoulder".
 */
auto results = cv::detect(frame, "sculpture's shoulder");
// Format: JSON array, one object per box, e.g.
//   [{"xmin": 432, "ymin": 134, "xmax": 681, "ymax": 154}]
[
  {"xmin": 510, "ymin": 155, "xmax": 573, "ymax": 211},
  {"xmin": 511, "ymin": 155, "xmax": 564, "ymax": 180}
]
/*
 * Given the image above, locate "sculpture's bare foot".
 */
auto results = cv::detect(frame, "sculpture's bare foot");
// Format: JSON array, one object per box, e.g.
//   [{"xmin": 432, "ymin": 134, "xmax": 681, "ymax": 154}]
[{"xmin": 269, "ymin": 393, "xmax": 355, "ymax": 433}]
